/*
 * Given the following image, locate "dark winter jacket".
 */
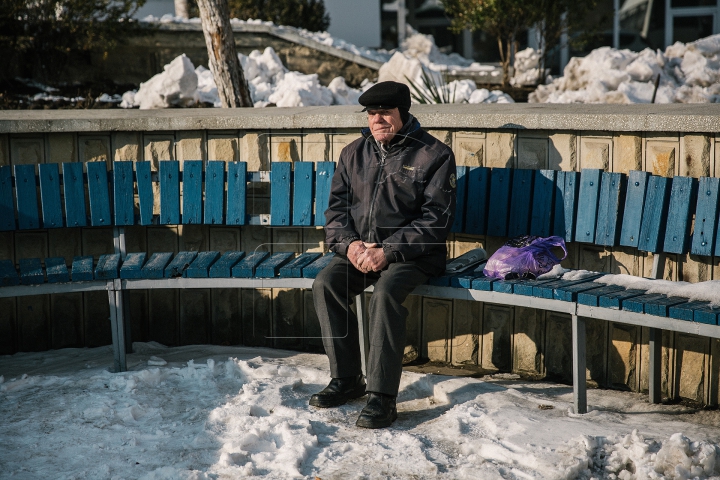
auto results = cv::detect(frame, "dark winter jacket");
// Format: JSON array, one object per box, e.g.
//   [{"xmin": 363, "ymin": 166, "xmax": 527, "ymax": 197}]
[{"xmin": 324, "ymin": 115, "xmax": 457, "ymax": 276}]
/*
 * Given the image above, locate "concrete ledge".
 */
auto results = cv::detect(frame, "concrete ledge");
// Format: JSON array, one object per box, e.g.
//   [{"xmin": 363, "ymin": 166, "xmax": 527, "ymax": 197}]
[{"xmin": 2, "ymin": 104, "xmax": 720, "ymax": 134}]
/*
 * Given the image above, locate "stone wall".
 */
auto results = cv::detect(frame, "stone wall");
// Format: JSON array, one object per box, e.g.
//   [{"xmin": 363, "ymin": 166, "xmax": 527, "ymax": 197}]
[{"xmin": 1, "ymin": 104, "xmax": 719, "ymax": 405}]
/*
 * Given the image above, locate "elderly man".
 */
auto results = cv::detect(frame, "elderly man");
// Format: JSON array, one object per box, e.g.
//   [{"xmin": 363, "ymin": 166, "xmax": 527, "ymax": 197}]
[{"xmin": 310, "ymin": 81, "xmax": 457, "ymax": 428}]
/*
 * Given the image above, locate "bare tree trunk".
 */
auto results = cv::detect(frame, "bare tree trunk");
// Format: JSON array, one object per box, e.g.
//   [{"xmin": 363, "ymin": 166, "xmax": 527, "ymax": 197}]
[{"xmin": 196, "ymin": 0, "xmax": 252, "ymax": 108}]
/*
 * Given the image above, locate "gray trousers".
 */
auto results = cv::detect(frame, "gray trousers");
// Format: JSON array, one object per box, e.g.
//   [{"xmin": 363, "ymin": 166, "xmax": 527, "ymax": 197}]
[{"xmin": 312, "ymin": 255, "xmax": 429, "ymax": 396}]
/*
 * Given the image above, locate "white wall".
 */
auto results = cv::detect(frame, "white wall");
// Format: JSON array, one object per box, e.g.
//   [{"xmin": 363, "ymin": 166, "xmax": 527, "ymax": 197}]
[{"xmin": 324, "ymin": 0, "xmax": 382, "ymax": 48}]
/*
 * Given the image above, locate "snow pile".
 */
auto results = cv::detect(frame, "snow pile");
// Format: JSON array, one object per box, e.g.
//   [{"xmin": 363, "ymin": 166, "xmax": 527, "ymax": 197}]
[
  {"xmin": 512, "ymin": 47, "xmax": 547, "ymax": 86},
  {"xmin": 531, "ymin": 33, "xmax": 720, "ymax": 103},
  {"xmin": 595, "ymin": 274, "xmax": 720, "ymax": 305},
  {"xmin": 127, "ymin": 54, "xmax": 199, "ymax": 109}
]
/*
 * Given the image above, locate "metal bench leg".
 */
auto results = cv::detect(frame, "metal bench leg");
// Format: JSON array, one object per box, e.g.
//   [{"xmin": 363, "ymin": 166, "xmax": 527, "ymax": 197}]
[
  {"xmin": 572, "ymin": 314, "xmax": 587, "ymax": 414},
  {"xmin": 356, "ymin": 293, "xmax": 369, "ymax": 378},
  {"xmin": 108, "ymin": 285, "xmax": 127, "ymax": 373},
  {"xmin": 649, "ymin": 327, "xmax": 662, "ymax": 403},
  {"xmin": 121, "ymin": 290, "xmax": 132, "ymax": 355}
]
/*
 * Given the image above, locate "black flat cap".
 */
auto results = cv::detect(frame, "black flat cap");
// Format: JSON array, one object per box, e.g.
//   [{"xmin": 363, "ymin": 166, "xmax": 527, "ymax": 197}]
[{"xmin": 358, "ymin": 81, "xmax": 411, "ymax": 111}]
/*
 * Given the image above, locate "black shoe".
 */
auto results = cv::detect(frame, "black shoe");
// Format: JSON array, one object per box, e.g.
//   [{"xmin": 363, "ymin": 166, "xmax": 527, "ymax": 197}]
[
  {"xmin": 355, "ymin": 392, "xmax": 397, "ymax": 429},
  {"xmin": 309, "ymin": 375, "xmax": 366, "ymax": 408}
]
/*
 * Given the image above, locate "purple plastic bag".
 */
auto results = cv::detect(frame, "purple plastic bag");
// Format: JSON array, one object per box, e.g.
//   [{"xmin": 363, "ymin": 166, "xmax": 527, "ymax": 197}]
[{"xmin": 483, "ymin": 235, "xmax": 567, "ymax": 280}]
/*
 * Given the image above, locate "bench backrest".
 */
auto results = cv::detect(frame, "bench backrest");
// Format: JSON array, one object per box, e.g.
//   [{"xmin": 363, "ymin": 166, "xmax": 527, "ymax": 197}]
[{"xmin": 2, "ymin": 162, "xmax": 719, "ymax": 258}]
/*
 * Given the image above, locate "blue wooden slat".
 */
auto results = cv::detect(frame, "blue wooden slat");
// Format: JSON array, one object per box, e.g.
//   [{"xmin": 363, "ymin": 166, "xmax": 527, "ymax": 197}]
[
  {"xmin": 450, "ymin": 272, "xmax": 486, "ymax": 288},
  {"xmin": 694, "ymin": 305, "xmax": 720, "ymax": 325},
  {"xmin": 491, "ymin": 278, "xmax": 528, "ymax": 294},
  {"xmin": 45, "ymin": 257, "xmax": 70, "ymax": 283},
  {"xmin": 512, "ymin": 279, "xmax": 557, "ymax": 296},
  {"xmin": 86, "ymin": 161, "xmax": 111, "ymax": 227},
  {"xmin": 232, "ymin": 251, "xmax": 270, "ymax": 278},
  {"xmin": 644, "ymin": 296, "xmax": 688, "ymax": 317},
  {"xmin": 136, "ymin": 162, "xmax": 154, "ymax": 226},
  {"xmin": 226, "ymin": 162, "xmax": 247, "ymax": 226},
  {"xmin": 691, "ymin": 177, "xmax": 719, "ymax": 256},
  {"xmin": 279, "ymin": 252, "xmax": 321, "ymax": 277},
  {"xmin": 553, "ymin": 277, "xmax": 606, "ymax": 302},
  {"xmin": 270, "ymin": 162, "xmax": 291, "ymax": 226},
  {"xmin": 185, "ymin": 251, "xmax": 221, "ymax": 278},
  {"xmin": 302, "ymin": 252, "xmax": 335, "ymax": 278},
  {"xmin": 427, "ymin": 274, "xmax": 456, "ymax": 287},
  {"xmin": 574, "ymin": 169, "xmax": 602, "ymax": 244},
  {"xmin": 638, "ymin": 175, "xmax": 671, "ymax": 253},
  {"xmin": 204, "ymin": 161, "xmax": 225, "ymax": 225},
  {"xmin": 140, "ymin": 252, "xmax": 174, "ymax": 279},
  {"xmin": 255, "ymin": 252, "xmax": 295, "ymax": 278},
  {"xmin": 450, "ymin": 166, "xmax": 468, "ymax": 233},
  {"xmin": 209, "ymin": 251, "xmax": 245, "ymax": 278},
  {"xmin": 577, "ymin": 285, "xmax": 626, "ymax": 306},
  {"xmin": 165, "ymin": 251, "xmax": 198, "ymax": 278},
  {"xmin": 119, "ymin": 252, "xmax": 147, "ymax": 279},
  {"xmin": 95, "ymin": 253, "xmax": 121, "ymax": 280},
  {"xmin": 0, "ymin": 259, "xmax": 19, "ymax": 287},
  {"xmin": 622, "ymin": 293, "xmax": 669, "ymax": 314},
  {"xmin": 113, "ymin": 161, "xmax": 136, "ymax": 226},
  {"xmin": 669, "ymin": 301, "xmax": 708, "ymax": 321},
  {"xmin": 0, "ymin": 166, "xmax": 15, "ymax": 231},
  {"xmin": 486, "ymin": 168, "xmax": 512, "ymax": 237},
  {"xmin": 292, "ymin": 162, "xmax": 314, "ymax": 226},
  {"xmin": 159, "ymin": 161, "xmax": 180, "ymax": 225},
  {"xmin": 507, "ymin": 169, "xmax": 534, "ymax": 237},
  {"xmin": 595, "ymin": 172, "xmax": 625, "ymax": 247},
  {"xmin": 663, "ymin": 176, "xmax": 697, "ymax": 254},
  {"xmin": 619, "ymin": 170, "xmax": 650, "ymax": 247},
  {"xmin": 471, "ymin": 276, "xmax": 498, "ymax": 291},
  {"xmin": 38, "ymin": 163, "xmax": 63, "ymax": 228},
  {"xmin": 598, "ymin": 288, "xmax": 645, "ymax": 309},
  {"xmin": 553, "ymin": 171, "xmax": 579, "ymax": 242},
  {"xmin": 71, "ymin": 256, "xmax": 94, "ymax": 281},
  {"xmin": 464, "ymin": 166, "xmax": 490, "ymax": 235},
  {"xmin": 19, "ymin": 258, "xmax": 44, "ymax": 285},
  {"xmin": 314, "ymin": 162, "xmax": 335, "ymax": 226},
  {"xmin": 14, "ymin": 164, "xmax": 40, "ymax": 230},
  {"xmin": 532, "ymin": 275, "xmax": 603, "ymax": 300},
  {"xmin": 529, "ymin": 170, "xmax": 555, "ymax": 237},
  {"xmin": 182, "ymin": 161, "xmax": 203, "ymax": 225},
  {"xmin": 62, "ymin": 163, "xmax": 87, "ymax": 228}
]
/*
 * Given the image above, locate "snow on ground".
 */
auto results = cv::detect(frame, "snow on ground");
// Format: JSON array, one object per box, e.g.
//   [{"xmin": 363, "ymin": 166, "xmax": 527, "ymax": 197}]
[
  {"xmin": 531, "ymin": 34, "xmax": 720, "ymax": 103},
  {"xmin": 2, "ymin": 342, "xmax": 720, "ymax": 479}
]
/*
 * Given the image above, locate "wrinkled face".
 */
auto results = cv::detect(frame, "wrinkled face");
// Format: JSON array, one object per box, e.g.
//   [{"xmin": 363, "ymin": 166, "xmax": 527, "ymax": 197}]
[{"xmin": 367, "ymin": 108, "xmax": 404, "ymax": 145}]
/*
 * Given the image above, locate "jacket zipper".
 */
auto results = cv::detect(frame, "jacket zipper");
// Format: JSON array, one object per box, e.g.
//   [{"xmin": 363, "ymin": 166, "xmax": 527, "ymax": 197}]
[{"xmin": 366, "ymin": 144, "xmax": 388, "ymax": 242}]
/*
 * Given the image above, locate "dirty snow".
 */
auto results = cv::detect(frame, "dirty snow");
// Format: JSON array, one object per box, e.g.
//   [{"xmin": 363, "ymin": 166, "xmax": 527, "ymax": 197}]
[
  {"xmin": 1, "ymin": 342, "xmax": 719, "ymax": 479},
  {"xmin": 594, "ymin": 274, "xmax": 720, "ymax": 306}
]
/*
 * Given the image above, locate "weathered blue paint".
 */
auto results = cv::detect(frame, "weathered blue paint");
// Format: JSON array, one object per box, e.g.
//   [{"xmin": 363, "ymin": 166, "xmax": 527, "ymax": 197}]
[
  {"xmin": 254, "ymin": 252, "xmax": 295, "ymax": 277},
  {"xmin": 552, "ymin": 276, "xmax": 605, "ymax": 302},
  {"xmin": 530, "ymin": 170, "xmax": 555, "ymax": 237},
  {"xmin": 232, "ymin": 251, "xmax": 270, "ymax": 278},
  {"xmin": 0, "ymin": 259, "xmax": 19, "ymax": 287},
  {"xmin": 185, "ymin": 251, "xmax": 221, "ymax": 278},
  {"xmin": 619, "ymin": 170, "xmax": 650, "ymax": 248},
  {"xmin": 19, "ymin": 258, "xmax": 44, "ymax": 285},
  {"xmin": 622, "ymin": 293, "xmax": 667, "ymax": 313},
  {"xmin": 86, "ymin": 161, "xmax": 112, "ymax": 227},
  {"xmin": 270, "ymin": 162, "xmax": 291, "ymax": 226},
  {"xmin": 279, "ymin": 252, "xmax": 321, "ymax": 277},
  {"xmin": 507, "ymin": 169, "xmax": 534, "ymax": 238},
  {"xmin": 638, "ymin": 175, "xmax": 671, "ymax": 253},
  {"xmin": 204, "ymin": 161, "xmax": 225, "ymax": 225},
  {"xmin": 663, "ymin": 175, "xmax": 697, "ymax": 254},
  {"xmin": 226, "ymin": 162, "xmax": 247, "ymax": 225},
  {"xmin": 113, "ymin": 162, "xmax": 136, "ymax": 225},
  {"xmin": 95, "ymin": 253, "xmax": 121, "ymax": 280},
  {"xmin": 691, "ymin": 177, "xmax": 719, "ymax": 256},
  {"xmin": 159, "ymin": 161, "xmax": 180, "ymax": 225},
  {"xmin": 0, "ymin": 166, "xmax": 14, "ymax": 231},
  {"xmin": 314, "ymin": 162, "xmax": 335, "ymax": 226},
  {"xmin": 182, "ymin": 161, "xmax": 203, "ymax": 225},
  {"xmin": 209, "ymin": 251, "xmax": 246, "ymax": 278},
  {"xmin": 598, "ymin": 288, "xmax": 645, "ymax": 309},
  {"xmin": 576, "ymin": 285, "xmax": 625, "ymax": 306},
  {"xmin": 302, "ymin": 252, "xmax": 335, "ymax": 278},
  {"xmin": 14, "ymin": 164, "xmax": 40, "ymax": 230},
  {"xmin": 464, "ymin": 166, "xmax": 490, "ymax": 235},
  {"xmin": 140, "ymin": 252, "xmax": 174, "ymax": 279},
  {"xmin": 62, "ymin": 163, "xmax": 87, "ymax": 228},
  {"xmin": 574, "ymin": 169, "xmax": 602, "ymax": 244},
  {"xmin": 553, "ymin": 171, "xmax": 579, "ymax": 242},
  {"xmin": 471, "ymin": 276, "xmax": 498, "ymax": 291},
  {"xmin": 451, "ymin": 166, "xmax": 468, "ymax": 233},
  {"xmin": 45, "ymin": 257, "xmax": 70, "ymax": 283},
  {"xmin": 293, "ymin": 162, "xmax": 314, "ymax": 226},
  {"xmin": 120, "ymin": 253, "xmax": 147, "ymax": 279},
  {"xmin": 165, "ymin": 251, "xmax": 198, "ymax": 278},
  {"xmin": 135, "ymin": 161, "xmax": 154, "ymax": 226},
  {"xmin": 38, "ymin": 163, "xmax": 63, "ymax": 228},
  {"xmin": 486, "ymin": 168, "xmax": 512, "ymax": 237},
  {"xmin": 71, "ymin": 256, "xmax": 95, "ymax": 281},
  {"xmin": 644, "ymin": 296, "xmax": 688, "ymax": 317},
  {"xmin": 595, "ymin": 172, "xmax": 625, "ymax": 247}
]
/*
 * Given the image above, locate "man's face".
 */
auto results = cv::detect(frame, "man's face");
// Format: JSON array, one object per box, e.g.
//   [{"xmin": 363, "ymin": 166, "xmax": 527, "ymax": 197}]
[{"xmin": 367, "ymin": 108, "xmax": 404, "ymax": 145}]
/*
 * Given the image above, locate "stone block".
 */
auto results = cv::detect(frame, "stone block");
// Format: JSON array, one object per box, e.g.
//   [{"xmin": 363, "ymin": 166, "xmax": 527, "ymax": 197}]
[
  {"xmin": 51, "ymin": 293, "xmax": 83, "ymax": 349},
  {"xmin": 49, "ymin": 228, "xmax": 82, "ymax": 261},
  {"xmin": 81, "ymin": 228, "xmax": 113, "ymax": 257},
  {"xmin": 11, "ymin": 137, "xmax": 45, "ymax": 165},
  {"xmin": 143, "ymin": 135, "xmax": 175, "ymax": 164},
  {"xmin": 681, "ymin": 254, "xmax": 712, "ymax": 283},
  {"xmin": 614, "ymin": 134, "xmax": 642, "ymax": 174},
  {"xmin": 179, "ymin": 224, "xmax": 209, "ymax": 252},
  {"xmin": 79, "ymin": 136, "xmax": 111, "ymax": 167},
  {"xmin": 242, "ymin": 288, "xmax": 272, "ymax": 347},
  {"xmin": 549, "ymin": 133, "xmax": 577, "ymax": 171},
  {"xmin": 17, "ymin": 295, "xmax": 49, "ymax": 351},
  {"xmin": 208, "ymin": 134, "xmax": 239, "ymax": 162},
  {"xmin": 427, "ymin": 130, "xmax": 453, "ymax": 147},
  {"xmin": 517, "ymin": 137, "xmax": 548, "ymax": 169},
  {"xmin": 485, "ymin": 130, "xmax": 515, "ymax": 168},
  {"xmin": 273, "ymin": 288, "xmax": 303, "ymax": 350},
  {"xmin": 175, "ymin": 131, "xmax": 204, "ymax": 161},
  {"xmin": 303, "ymin": 290, "xmax": 323, "ymax": 352},
  {"xmin": 715, "ymin": 138, "xmax": 720, "ymax": 177},
  {"xmin": 513, "ymin": 307, "xmax": 544, "ymax": 375},
  {"xmin": 680, "ymin": 134, "xmax": 711, "ymax": 178},
  {"xmin": 211, "ymin": 288, "xmax": 241, "ymax": 346},
  {"xmin": 210, "ymin": 227, "xmax": 240, "ymax": 252},
  {"xmin": 643, "ymin": 252, "xmax": 678, "ymax": 281},
  {"xmin": 578, "ymin": 245, "xmax": 610, "ymax": 272},
  {"xmin": 272, "ymin": 228, "xmax": 302, "ymax": 253},
  {"xmin": 48, "ymin": 133, "xmax": 77, "ymax": 164},
  {"xmin": 180, "ymin": 289, "xmax": 210, "ymax": 345},
  {"xmin": 451, "ymin": 299, "xmax": 481, "ymax": 365},
  {"xmin": 147, "ymin": 226, "xmax": 178, "ymax": 256},
  {"xmin": 84, "ymin": 290, "xmax": 111, "ymax": 347},
  {"xmin": 242, "ymin": 225, "xmax": 271, "ymax": 252},
  {"xmin": 0, "ymin": 298, "xmax": 16, "ymax": 354},
  {"xmin": 303, "ymin": 227, "xmax": 326, "ymax": 253},
  {"xmin": 403, "ymin": 295, "xmax": 422, "ymax": 363},
  {"xmin": 544, "ymin": 312, "xmax": 572, "ymax": 382},
  {"xmin": 301, "ymin": 131, "xmax": 330, "ymax": 162},
  {"xmin": 271, "ymin": 133, "xmax": 301, "ymax": 163},
  {"xmin": 608, "ymin": 323, "xmax": 639, "ymax": 390},
  {"xmin": 423, "ymin": 297, "xmax": 452, "ymax": 362},
  {"xmin": 240, "ymin": 132, "xmax": 269, "ymax": 171},
  {"xmin": 149, "ymin": 290, "xmax": 178, "ymax": 346},
  {"xmin": 481, "ymin": 304, "xmax": 512, "ymax": 372},
  {"xmin": 645, "ymin": 139, "xmax": 678, "ymax": 177},
  {"xmin": 453, "ymin": 131, "xmax": 485, "ymax": 167},
  {"xmin": 562, "ymin": 242, "xmax": 579, "ymax": 269},
  {"xmin": 639, "ymin": 327, "xmax": 673, "ymax": 395},
  {"xmin": 452, "ymin": 234, "xmax": 485, "ymax": 258},
  {"xmin": 610, "ymin": 246, "xmax": 641, "ymax": 276},
  {"xmin": 113, "ymin": 132, "xmax": 141, "ymax": 162},
  {"xmin": 15, "ymin": 232, "xmax": 48, "ymax": 262},
  {"xmin": 580, "ymin": 137, "xmax": 611, "ymax": 170},
  {"xmin": 331, "ymin": 131, "xmax": 362, "ymax": 161},
  {"xmin": 0, "ymin": 135, "xmax": 9, "ymax": 166},
  {"xmin": 674, "ymin": 333, "xmax": 710, "ymax": 402}
]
